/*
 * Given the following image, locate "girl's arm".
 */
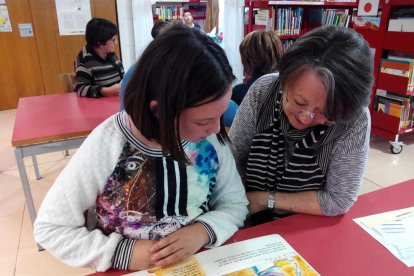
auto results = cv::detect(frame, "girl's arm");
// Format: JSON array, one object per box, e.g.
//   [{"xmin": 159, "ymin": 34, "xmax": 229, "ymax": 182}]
[{"xmin": 34, "ymin": 116, "xmax": 125, "ymax": 271}]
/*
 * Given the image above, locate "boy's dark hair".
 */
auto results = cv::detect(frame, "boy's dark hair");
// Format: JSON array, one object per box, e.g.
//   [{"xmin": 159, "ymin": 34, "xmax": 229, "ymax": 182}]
[
  {"xmin": 151, "ymin": 20, "xmax": 169, "ymax": 38},
  {"xmin": 124, "ymin": 24, "xmax": 235, "ymax": 164},
  {"xmin": 278, "ymin": 26, "xmax": 374, "ymax": 122},
  {"xmin": 240, "ymin": 30, "xmax": 283, "ymax": 77},
  {"xmin": 85, "ymin": 18, "xmax": 118, "ymax": 47}
]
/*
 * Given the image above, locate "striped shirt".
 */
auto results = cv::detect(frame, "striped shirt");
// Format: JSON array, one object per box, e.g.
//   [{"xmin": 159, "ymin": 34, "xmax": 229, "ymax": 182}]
[
  {"xmin": 230, "ymin": 73, "xmax": 371, "ymax": 216},
  {"xmin": 74, "ymin": 45, "xmax": 124, "ymax": 97}
]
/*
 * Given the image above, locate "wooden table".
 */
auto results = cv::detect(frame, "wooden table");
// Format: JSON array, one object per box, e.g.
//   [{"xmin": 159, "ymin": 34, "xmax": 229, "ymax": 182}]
[
  {"xmin": 91, "ymin": 179, "xmax": 414, "ymax": 275},
  {"xmin": 12, "ymin": 93, "xmax": 119, "ymax": 234}
]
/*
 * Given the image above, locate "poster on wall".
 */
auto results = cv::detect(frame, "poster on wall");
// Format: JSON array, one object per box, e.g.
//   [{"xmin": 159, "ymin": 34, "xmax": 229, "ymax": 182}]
[
  {"xmin": 0, "ymin": 5, "xmax": 12, "ymax": 32},
  {"xmin": 55, "ymin": 0, "xmax": 91, "ymax": 35}
]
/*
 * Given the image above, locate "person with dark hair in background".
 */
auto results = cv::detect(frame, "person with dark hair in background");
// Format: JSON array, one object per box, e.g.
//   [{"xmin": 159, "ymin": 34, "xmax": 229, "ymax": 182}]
[
  {"xmin": 119, "ymin": 20, "xmax": 170, "ymax": 111},
  {"xmin": 34, "ymin": 24, "xmax": 248, "ymax": 272},
  {"xmin": 182, "ymin": 11, "xmax": 201, "ymax": 30},
  {"xmin": 230, "ymin": 26, "xmax": 374, "ymax": 225},
  {"xmin": 74, "ymin": 17, "xmax": 124, "ymax": 98}
]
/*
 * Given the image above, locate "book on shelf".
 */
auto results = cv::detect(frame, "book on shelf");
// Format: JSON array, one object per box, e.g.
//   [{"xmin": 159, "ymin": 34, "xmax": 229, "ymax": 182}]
[
  {"xmin": 374, "ymin": 90, "xmax": 414, "ymax": 128},
  {"xmin": 254, "ymin": 9, "xmax": 274, "ymax": 30},
  {"xmin": 380, "ymin": 57, "xmax": 414, "ymax": 93},
  {"xmin": 380, "ymin": 58, "xmax": 413, "ymax": 78},
  {"xmin": 127, "ymin": 234, "xmax": 319, "ymax": 276},
  {"xmin": 388, "ymin": 7, "xmax": 414, "ymax": 32},
  {"xmin": 351, "ymin": 16, "xmax": 380, "ymax": 30},
  {"xmin": 388, "ymin": 18, "xmax": 414, "ymax": 32}
]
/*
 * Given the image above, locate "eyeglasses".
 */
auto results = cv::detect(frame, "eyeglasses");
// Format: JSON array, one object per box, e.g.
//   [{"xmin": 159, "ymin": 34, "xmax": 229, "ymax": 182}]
[
  {"xmin": 109, "ymin": 36, "xmax": 117, "ymax": 43},
  {"xmin": 284, "ymin": 92, "xmax": 334, "ymax": 126}
]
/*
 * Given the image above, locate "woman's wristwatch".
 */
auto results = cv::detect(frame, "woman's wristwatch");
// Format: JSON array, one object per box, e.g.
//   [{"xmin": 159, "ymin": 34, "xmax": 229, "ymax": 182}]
[{"xmin": 267, "ymin": 191, "xmax": 276, "ymax": 210}]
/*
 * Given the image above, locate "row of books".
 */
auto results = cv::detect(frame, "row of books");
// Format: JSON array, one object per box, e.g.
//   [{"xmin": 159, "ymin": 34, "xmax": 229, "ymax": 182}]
[
  {"xmin": 274, "ymin": 7, "xmax": 303, "ymax": 36},
  {"xmin": 308, "ymin": 8, "xmax": 351, "ymax": 28},
  {"xmin": 153, "ymin": 4, "xmax": 206, "ymax": 21},
  {"xmin": 374, "ymin": 90, "xmax": 414, "ymax": 129},
  {"xmin": 154, "ymin": 6, "xmax": 184, "ymax": 20},
  {"xmin": 380, "ymin": 56, "xmax": 414, "ymax": 94},
  {"xmin": 281, "ymin": 39, "xmax": 295, "ymax": 51},
  {"xmin": 322, "ymin": 9, "xmax": 351, "ymax": 27},
  {"xmin": 252, "ymin": 7, "xmax": 351, "ymax": 37}
]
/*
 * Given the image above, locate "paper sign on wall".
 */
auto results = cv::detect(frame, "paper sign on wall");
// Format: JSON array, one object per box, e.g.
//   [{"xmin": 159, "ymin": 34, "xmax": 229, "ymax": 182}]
[
  {"xmin": 55, "ymin": 0, "xmax": 91, "ymax": 36},
  {"xmin": 0, "ymin": 5, "xmax": 12, "ymax": 32},
  {"xmin": 357, "ymin": 0, "xmax": 379, "ymax": 16}
]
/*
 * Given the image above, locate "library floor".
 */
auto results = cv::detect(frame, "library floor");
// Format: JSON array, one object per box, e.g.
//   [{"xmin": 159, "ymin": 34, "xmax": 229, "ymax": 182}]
[{"xmin": 1, "ymin": 108, "xmax": 414, "ymax": 276}]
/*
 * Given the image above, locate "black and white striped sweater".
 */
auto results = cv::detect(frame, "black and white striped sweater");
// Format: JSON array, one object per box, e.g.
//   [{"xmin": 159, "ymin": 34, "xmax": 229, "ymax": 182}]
[{"xmin": 230, "ymin": 73, "xmax": 371, "ymax": 216}]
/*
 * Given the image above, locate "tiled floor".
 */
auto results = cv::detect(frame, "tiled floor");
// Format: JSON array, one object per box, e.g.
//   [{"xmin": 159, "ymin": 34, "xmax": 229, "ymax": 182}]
[{"xmin": 1, "ymin": 108, "xmax": 414, "ymax": 276}]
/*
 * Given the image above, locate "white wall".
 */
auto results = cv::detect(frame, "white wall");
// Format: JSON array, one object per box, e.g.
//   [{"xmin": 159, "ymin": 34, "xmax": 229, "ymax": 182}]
[{"xmin": 116, "ymin": 0, "xmax": 155, "ymax": 71}]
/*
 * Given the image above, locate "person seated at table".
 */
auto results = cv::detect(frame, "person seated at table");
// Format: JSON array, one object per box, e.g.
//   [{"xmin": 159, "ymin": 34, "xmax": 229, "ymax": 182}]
[
  {"xmin": 182, "ymin": 11, "xmax": 202, "ymax": 30},
  {"xmin": 74, "ymin": 17, "xmax": 124, "ymax": 98},
  {"xmin": 34, "ymin": 24, "xmax": 248, "ymax": 272},
  {"xmin": 119, "ymin": 20, "xmax": 170, "ymax": 111},
  {"xmin": 230, "ymin": 26, "xmax": 374, "ymax": 225},
  {"xmin": 223, "ymin": 30, "xmax": 283, "ymax": 128},
  {"xmin": 232, "ymin": 29, "xmax": 283, "ymax": 106}
]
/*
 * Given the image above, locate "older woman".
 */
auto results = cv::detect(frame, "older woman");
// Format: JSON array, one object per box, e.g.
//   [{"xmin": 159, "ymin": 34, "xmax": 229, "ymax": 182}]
[{"xmin": 230, "ymin": 26, "xmax": 374, "ymax": 224}]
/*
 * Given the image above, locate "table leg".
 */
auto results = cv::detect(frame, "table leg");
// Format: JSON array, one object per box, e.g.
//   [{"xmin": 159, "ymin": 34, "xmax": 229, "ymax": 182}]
[
  {"xmin": 14, "ymin": 148, "xmax": 44, "ymax": 251},
  {"xmin": 31, "ymin": 155, "xmax": 42, "ymax": 180}
]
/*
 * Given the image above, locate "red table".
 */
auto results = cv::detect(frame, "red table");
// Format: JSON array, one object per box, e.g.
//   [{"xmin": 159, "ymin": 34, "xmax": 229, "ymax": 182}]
[
  {"xmin": 12, "ymin": 93, "xmax": 119, "ymax": 239},
  {"xmin": 91, "ymin": 179, "xmax": 414, "ymax": 275}
]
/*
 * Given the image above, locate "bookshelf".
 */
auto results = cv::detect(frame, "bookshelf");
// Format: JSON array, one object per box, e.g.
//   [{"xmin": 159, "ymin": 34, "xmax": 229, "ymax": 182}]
[
  {"xmin": 152, "ymin": 0, "xmax": 206, "ymax": 26},
  {"xmin": 360, "ymin": 0, "xmax": 414, "ymax": 154},
  {"xmin": 245, "ymin": 0, "xmax": 414, "ymax": 154},
  {"xmin": 244, "ymin": 0, "xmax": 356, "ymax": 49}
]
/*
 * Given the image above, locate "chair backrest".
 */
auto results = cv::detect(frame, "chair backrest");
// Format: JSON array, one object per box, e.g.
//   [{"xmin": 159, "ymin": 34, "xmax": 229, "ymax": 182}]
[{"xmin": 58, "ymin": 73, "xmax": 76, "ymax": 93}]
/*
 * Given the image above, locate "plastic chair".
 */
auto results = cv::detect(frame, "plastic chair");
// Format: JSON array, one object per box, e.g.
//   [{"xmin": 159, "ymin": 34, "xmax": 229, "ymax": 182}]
[{"xmin": 58, "ymin": 73, "xmax": 76, "ymax": 93}]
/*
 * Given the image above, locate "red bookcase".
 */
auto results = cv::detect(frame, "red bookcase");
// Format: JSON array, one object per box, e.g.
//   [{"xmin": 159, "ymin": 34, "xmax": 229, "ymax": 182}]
[
  {"xmin": 366, "ymin": 0, "xmax": 414, "ymax": 153},
  {"xmin": 244, "ymin": 0, "xmax": 414, "ymax": 153}
]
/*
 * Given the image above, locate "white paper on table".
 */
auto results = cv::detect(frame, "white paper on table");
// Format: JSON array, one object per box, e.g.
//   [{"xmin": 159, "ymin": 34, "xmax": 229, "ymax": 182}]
[{"xmin": 354, "ymin": 207, "xmax": 414, "ymax": 267}]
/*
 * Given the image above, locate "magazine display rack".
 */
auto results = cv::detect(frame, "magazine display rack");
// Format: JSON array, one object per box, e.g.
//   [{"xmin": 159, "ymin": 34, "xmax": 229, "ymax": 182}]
[{"xmin": 356, "ymin": 0, "xmax": 414, "ymax": 154}]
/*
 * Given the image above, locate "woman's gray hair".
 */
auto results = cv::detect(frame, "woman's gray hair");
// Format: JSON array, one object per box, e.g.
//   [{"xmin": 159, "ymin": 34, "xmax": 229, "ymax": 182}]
[{"xmin": 277, "ymin": 26, "xmax": 374, "ymax": 122}]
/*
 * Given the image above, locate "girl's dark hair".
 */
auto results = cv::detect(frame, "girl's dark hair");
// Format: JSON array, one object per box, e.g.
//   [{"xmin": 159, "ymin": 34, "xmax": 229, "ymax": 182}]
[
  {"xmin": 85, "ymin": 18, "xmax": 118, "ymax": 47},
  {"xmin": 278, "ymin": 26, "xmax": 374, "ymax": 122},
  {"xmin": 151, "ymin": 20, "xmax": 169, "ymax": 38},
  {"xmin": 240, "ymin": 30, "xmax": 283, "ymax": 77},
  {"xmin": 124, "ymin": 24, "xmax": 235, "ymax": 164}
]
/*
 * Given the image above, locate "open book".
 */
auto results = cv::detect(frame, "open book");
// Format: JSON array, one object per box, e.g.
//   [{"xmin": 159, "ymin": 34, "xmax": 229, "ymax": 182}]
[{"xmin": 127, "ymin": 234, "xmax": 319, "ymax": 276}]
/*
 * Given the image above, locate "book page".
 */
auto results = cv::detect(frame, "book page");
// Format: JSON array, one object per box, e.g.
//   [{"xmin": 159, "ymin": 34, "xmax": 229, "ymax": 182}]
[
  {"xmin": 128, "ymin": 234, "xmax": 319, "ymax": 276},
  {"xmin": 354, "ymin": 206, "xmax": 414, "ymax": 267}
]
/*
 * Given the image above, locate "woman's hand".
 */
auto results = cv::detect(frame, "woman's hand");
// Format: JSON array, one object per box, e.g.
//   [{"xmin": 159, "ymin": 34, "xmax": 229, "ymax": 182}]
[
  {"xmin": 149, "ymin": 223, "xmax": 210, "ymax": 267},
  {"xmin": 129, "ymin": 240, "xmax": 158, "ymax": 271},
  {"xmin": 246, "ymin": 191, "xmax": 268, "ymax": 215}
]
